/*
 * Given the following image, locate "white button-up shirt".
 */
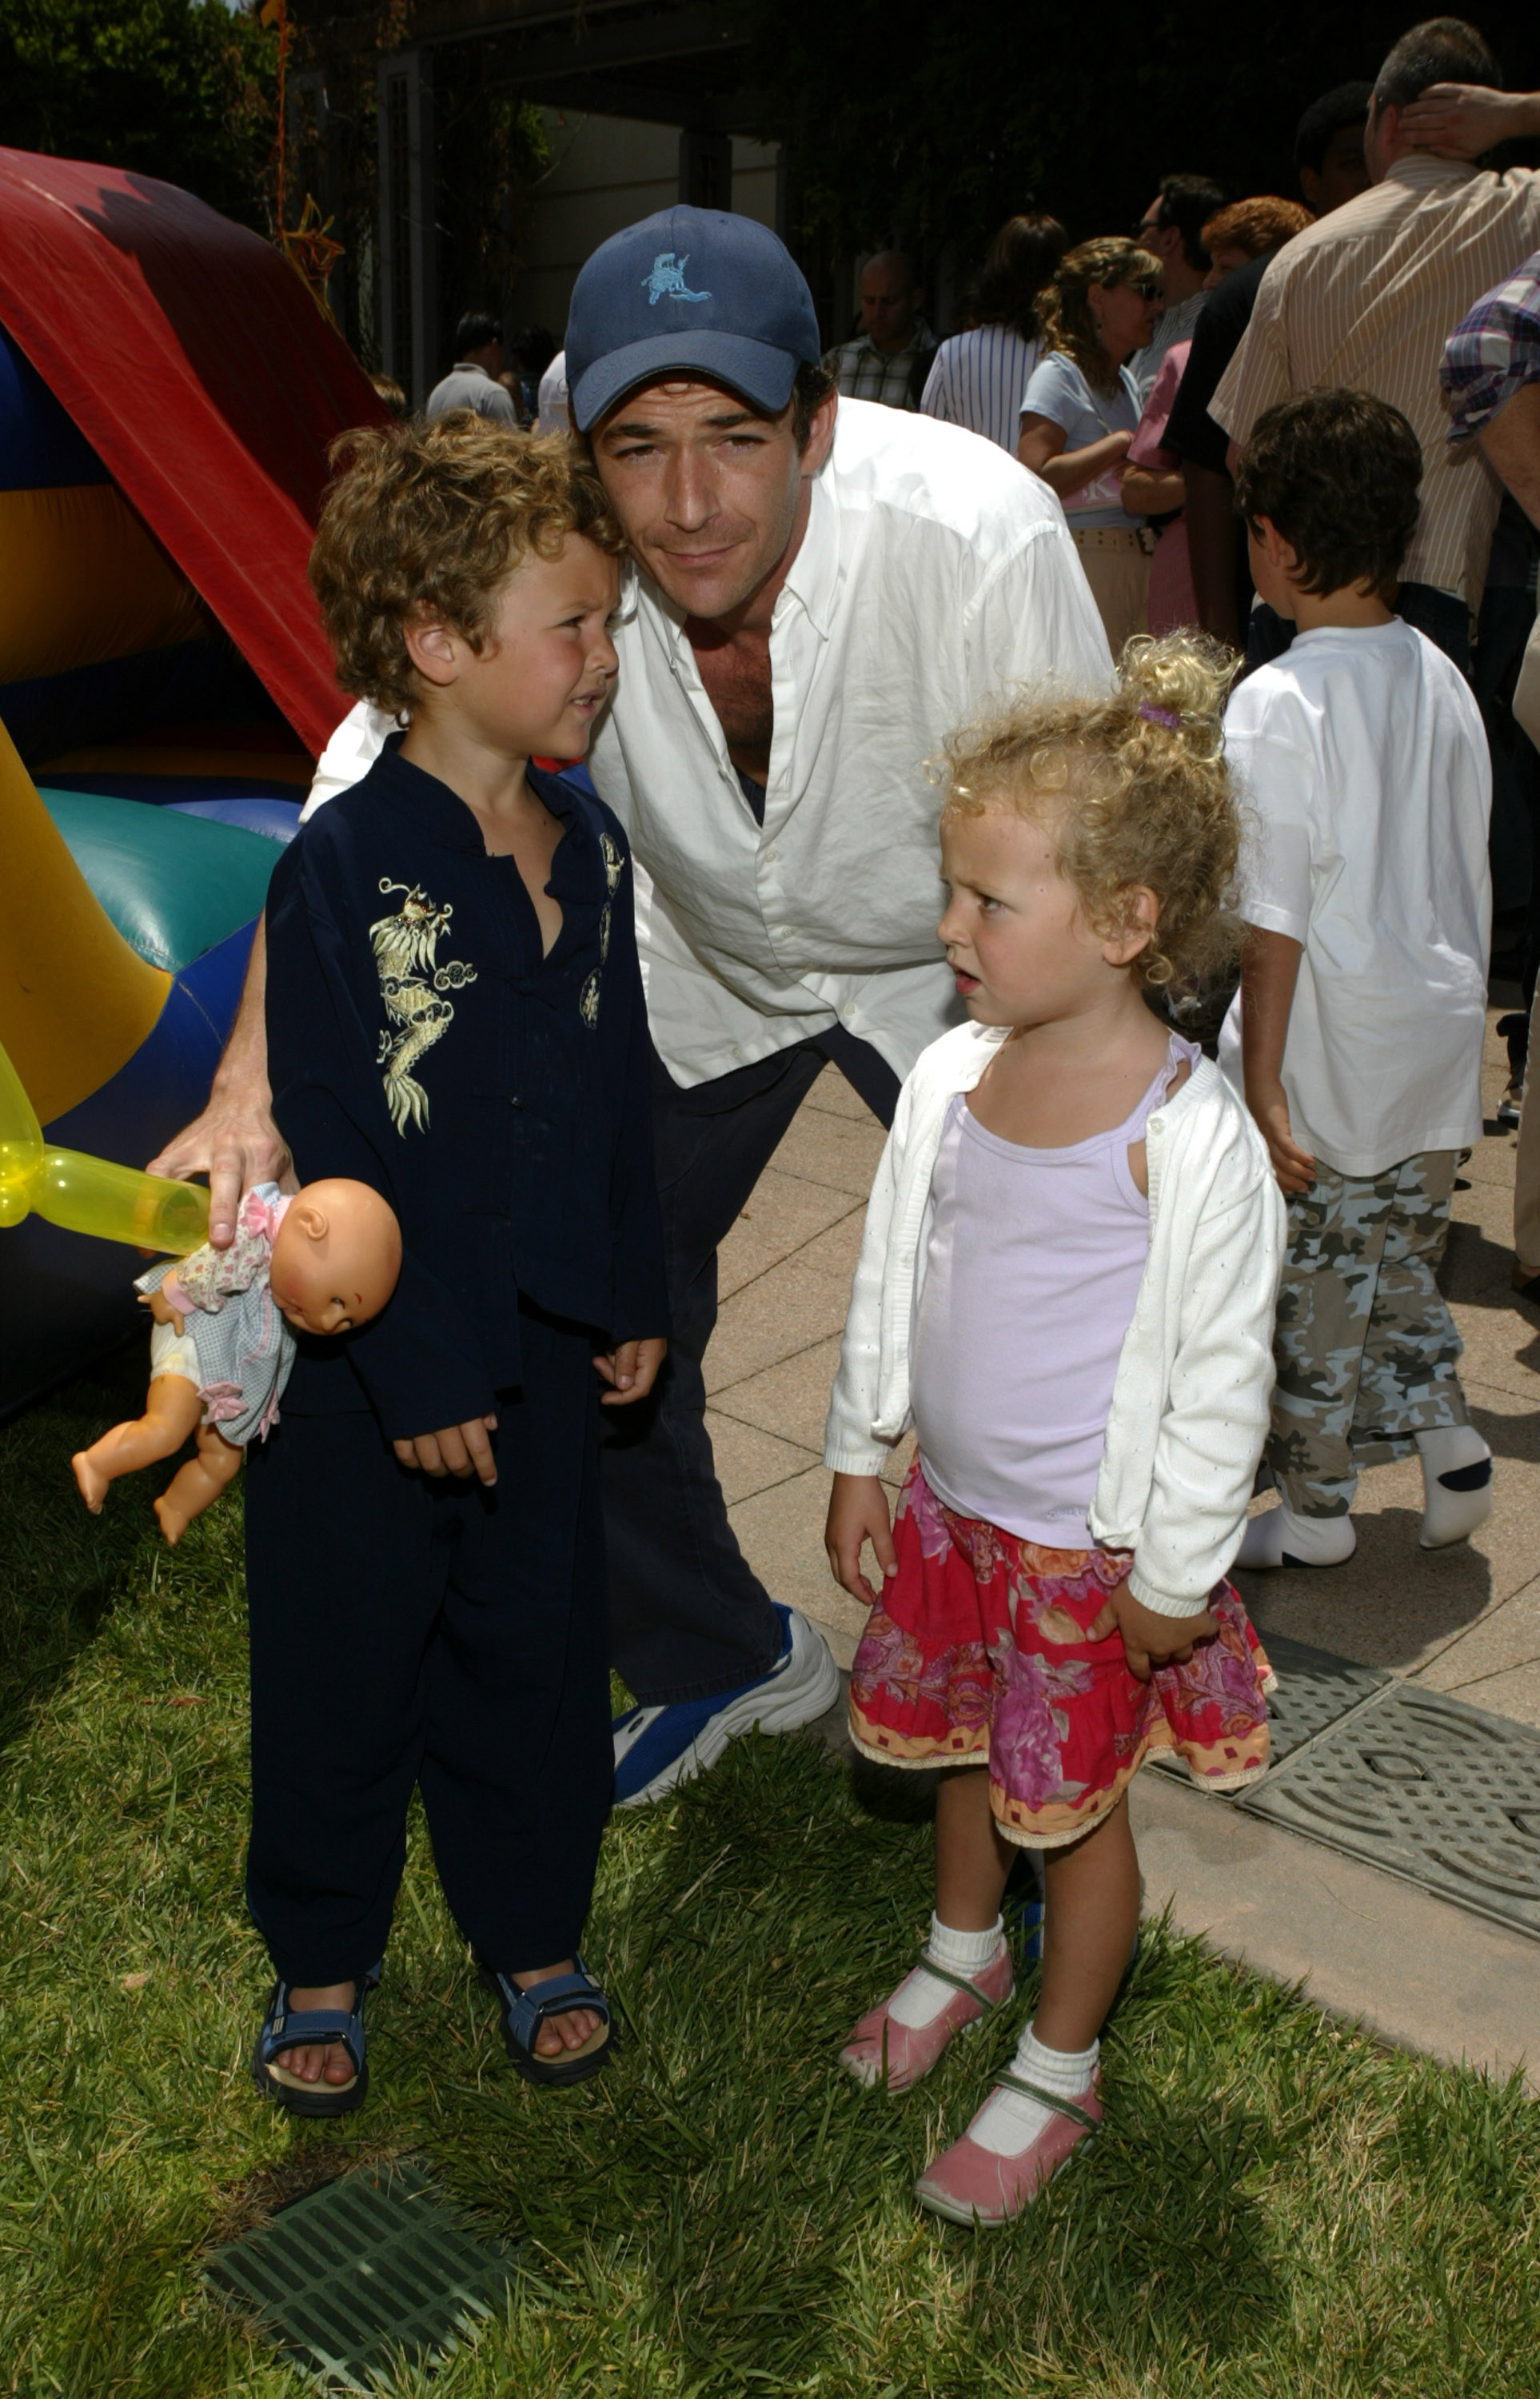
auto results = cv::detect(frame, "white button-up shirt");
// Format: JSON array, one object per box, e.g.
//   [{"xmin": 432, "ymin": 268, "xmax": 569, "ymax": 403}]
[{"xmin": 304, "ymin": 396, "xmax": 1111, "ymax": 1086}]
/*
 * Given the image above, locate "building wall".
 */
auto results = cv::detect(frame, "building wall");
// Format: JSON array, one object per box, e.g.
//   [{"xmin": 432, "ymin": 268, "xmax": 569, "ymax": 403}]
[{"xmin": 507, "ymin": 110, "xmax": 780, "ymax": 344}]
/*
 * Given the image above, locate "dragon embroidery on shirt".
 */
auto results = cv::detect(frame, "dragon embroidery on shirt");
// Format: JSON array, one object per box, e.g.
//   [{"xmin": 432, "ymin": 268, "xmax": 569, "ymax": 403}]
[
  {"xmin": 582, "ymin": 833, "xmax": 628, "ymax": 1026},
  {"xmin": 370, "ymin": 880, "xmax": 478, "ymax": 1134}
]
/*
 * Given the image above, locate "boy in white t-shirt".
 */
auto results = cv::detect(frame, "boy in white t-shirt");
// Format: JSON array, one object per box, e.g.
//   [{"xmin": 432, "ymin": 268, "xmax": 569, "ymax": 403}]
[{"xmin": 1220, "ymin": 389, "xmax": 1494, "ymax": 1568}]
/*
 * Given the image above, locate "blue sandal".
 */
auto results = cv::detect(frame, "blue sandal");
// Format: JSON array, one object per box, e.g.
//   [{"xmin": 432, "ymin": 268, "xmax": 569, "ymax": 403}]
[
  {"xmin": 251, "ymin": 1963, "xmax": 382, "ymax": 2117},
  {"xmin": 481, "ymin": 1954, "xmax": 615, "ymax": 2087}
]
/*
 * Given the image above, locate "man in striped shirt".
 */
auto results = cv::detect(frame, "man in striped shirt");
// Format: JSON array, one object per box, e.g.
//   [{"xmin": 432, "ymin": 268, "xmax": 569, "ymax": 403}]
[{"xmin": 1211, "ymin": 17, "xmax": 1540, "ymax": 672}]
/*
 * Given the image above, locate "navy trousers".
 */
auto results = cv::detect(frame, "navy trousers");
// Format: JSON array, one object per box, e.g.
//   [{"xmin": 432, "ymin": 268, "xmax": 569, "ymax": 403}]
[
  {"xmin": 244, "ymin": 1299, "xmax": 610, "ymax": 1986},
  {"xmin": 601, "ymin": 1028, "xmax": 900, "ymax": 1706}
]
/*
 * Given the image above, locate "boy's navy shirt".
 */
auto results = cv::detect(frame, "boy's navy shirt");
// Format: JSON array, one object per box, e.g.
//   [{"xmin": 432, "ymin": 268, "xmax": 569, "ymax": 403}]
[{"xmin": 263, "ymin": 739, "xmax": 668, "ymax": 1438}]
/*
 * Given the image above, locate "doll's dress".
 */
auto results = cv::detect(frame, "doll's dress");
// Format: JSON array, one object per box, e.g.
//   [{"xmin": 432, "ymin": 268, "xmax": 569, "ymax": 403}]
[{"xmin": 134, "ymin": 1183, "xmax": 297, "ymax": 1445}]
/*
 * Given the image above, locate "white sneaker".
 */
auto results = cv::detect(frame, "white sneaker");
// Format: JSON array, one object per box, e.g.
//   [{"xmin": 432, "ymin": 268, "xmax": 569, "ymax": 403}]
[{"xmin": 612, "ymin": 1605, "xmax": 840, "ymax": 1807}]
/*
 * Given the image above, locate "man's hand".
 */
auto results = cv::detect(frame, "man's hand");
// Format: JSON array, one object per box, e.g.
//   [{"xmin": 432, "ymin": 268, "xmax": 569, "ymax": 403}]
[
  {"xmin": 393, "ymin": 1415, "xmax": 499, "ymax": 1484},
  {"xmin": 147, "ymin": 1084, "xmax": 292, "ymax": 1249},
  {"xmin": 824, "ymin": 1471, "xmax": 897, "ymax": 1607},
  {"xmin": 1398, "ymin": 82, "xmax": 1540, "ymax": 158},
  {"xmin": 592, "ymin": 1336, "xmax": 667, "ymax": 1405},
  {"xmin": 1089, "ymin": 1583, "xmax": 1218, "ymax": 1683},
  {"xmin": 1247, "ymin": 1078, "xmax": 1315, "ymax": 1196},
  {"xmin": 146, "ymin": 916, "xmax": 289, "ymax": 1248}
]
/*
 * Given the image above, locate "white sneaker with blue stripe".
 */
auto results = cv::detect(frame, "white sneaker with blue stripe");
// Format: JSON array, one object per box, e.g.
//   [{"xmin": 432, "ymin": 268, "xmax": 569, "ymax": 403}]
[{"xmin": 612, "ymin": 1604, "xmax": 840, "ymax": 1807}]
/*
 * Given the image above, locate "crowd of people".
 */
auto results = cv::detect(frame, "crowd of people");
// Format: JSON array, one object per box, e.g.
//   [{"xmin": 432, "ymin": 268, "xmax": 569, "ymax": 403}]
[{"xmin": 114, "ymin": 13, "xmax": 1540, "ymax": 2229}]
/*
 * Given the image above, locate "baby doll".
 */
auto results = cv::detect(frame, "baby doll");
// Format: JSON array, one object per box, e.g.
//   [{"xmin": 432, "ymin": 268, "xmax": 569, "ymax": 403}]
[{"xmin": 71, "ymin": 1177, "xmax": 401, "ymax": 1546}]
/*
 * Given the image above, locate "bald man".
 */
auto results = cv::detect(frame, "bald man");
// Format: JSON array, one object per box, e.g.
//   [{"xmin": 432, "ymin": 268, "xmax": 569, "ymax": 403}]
[{"xmin": 824, "ymin": 249, "xmax": 936, "ymax": 407}]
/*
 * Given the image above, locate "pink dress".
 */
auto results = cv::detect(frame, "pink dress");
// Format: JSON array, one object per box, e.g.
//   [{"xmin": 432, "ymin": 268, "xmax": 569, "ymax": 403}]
[{"xmin": 1127, "ymin": 341, "xmax": 1198, "ymax": 637}]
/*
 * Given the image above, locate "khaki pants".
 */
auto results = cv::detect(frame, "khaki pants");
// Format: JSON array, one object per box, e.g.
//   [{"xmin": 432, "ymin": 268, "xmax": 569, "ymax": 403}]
[{"xmin": 1071, "ymin": 527, "xmax": 1150, "ymax": 661}]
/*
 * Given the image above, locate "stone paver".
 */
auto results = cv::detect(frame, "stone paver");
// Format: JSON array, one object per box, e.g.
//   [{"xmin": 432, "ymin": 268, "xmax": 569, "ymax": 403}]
[{"xmin": 710, "ymin": 1010, "xmax": 1540, "ymax": 2075}]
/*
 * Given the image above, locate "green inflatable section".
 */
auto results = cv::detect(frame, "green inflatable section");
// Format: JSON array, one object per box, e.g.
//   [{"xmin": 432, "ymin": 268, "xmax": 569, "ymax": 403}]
[{"xmin": 36, "ymin": 788, "xmax": 283, "ymax": 972}]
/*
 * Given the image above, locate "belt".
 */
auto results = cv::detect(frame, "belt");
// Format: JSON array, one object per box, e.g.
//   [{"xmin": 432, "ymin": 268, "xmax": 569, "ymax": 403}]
[{"xmin": 1069, "ymin": 524, "xmax": 1157, "ymax": 555}]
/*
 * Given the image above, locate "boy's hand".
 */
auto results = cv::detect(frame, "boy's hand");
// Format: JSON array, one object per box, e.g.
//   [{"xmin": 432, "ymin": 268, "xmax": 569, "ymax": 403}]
[
  {"xmin": 1247, "ymin": 1078, "xmax": 1315, "ymax": 1196},
  {"xmin": 1089, "ymin": 1582, "xmax": 1218, "ymax": 1683},
  {"xmin": 593, "ymin": 1336, "xmax": 667, "ymax": 1405},
  {"xmin": 825, "ymin": 1471, "xmax": 897, "ymax": 1607},
  {"xmin": 393, "ymin": 1415, "xmax": 499, "ymax": 1485}
]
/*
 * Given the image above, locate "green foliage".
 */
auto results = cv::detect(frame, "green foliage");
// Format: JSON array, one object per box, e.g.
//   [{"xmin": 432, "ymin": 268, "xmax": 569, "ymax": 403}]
[
  {"xmin": 0, "ymin": 0, "xmax": 276, "ymax": 230},
  {"xmin": 2, "ymin": 1352, "xmax": 1538, "ymax": 2393}
]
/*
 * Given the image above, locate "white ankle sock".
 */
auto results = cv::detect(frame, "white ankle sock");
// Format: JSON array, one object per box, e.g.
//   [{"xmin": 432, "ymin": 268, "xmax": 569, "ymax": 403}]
[
  {"xmin": 887, "ymin": 1914, "xmax": 1004, "ymax": 2031},
  {"xmin": 1237, "ymin": 1499, "xmax": 1356, "ymax": 1570},
  {"xmin": 1416, "ymin": 1424, "xmax": 1493, "ymax": 1548},
  {"xmin": 971, "ymin": 2022, "xmax": 1099, "ymax": 2158}
]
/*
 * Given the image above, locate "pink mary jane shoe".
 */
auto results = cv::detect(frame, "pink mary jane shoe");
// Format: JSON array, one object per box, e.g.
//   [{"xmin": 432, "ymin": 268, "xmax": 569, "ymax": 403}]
[
  {"xmin": 913, "ymin": 2068, "xmax": 1103, "ymax": 2225},
  {"xmin": 839, "ymin": 1941, "xmax": 1014, "ymax": 2094}
]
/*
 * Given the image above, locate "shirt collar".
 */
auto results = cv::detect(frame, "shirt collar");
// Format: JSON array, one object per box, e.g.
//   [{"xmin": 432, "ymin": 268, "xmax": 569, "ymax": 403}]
[
  {"xmin": 776, "ymin": 461, "xmax": 840, "ymax": 641},
  {"xmin": 371, "ymin": 735, "xmax": 587, "ymax": 851},
  {"xmin": 449, "ymin": 360, "xmax": 493, "ymax": 379},
  {"xmin": 1382, "ymin": 151, "xmax": 1480, "ymax": 194}
]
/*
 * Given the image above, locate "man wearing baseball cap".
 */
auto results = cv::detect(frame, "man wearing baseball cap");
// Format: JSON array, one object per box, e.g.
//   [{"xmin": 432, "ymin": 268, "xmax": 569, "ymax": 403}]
[{"xmin": 153, "ymin": 207, "xmax": 1112, "ymax": 1807}]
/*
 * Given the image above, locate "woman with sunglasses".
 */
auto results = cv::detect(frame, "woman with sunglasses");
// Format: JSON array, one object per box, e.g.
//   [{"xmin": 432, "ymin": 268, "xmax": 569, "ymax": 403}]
[{"xmin": 1018, "ymin": 241, "xmax": 1163, "ymax": 653}]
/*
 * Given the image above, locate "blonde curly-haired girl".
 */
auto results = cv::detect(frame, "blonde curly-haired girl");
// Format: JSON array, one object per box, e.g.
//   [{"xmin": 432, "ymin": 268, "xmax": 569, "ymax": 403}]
[{"xmin": 823, "ymin": 633, "xmax": 1285, "ymax": 2226}]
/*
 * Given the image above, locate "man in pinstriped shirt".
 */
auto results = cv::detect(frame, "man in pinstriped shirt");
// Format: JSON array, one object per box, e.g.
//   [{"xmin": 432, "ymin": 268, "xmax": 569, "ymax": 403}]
[{"xmin": 1211, "ymin": 18, "xmax": 1540, "ymax": 673}]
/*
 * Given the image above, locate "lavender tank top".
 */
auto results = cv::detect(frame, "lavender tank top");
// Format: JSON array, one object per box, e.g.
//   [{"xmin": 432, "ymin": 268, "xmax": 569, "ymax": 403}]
[{"xmin": 911, "ymin": 1035, "xmax": 1199, "ymax": 1547}]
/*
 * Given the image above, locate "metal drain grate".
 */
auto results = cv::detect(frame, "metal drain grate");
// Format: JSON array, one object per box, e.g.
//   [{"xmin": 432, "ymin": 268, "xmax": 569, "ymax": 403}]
[
  {"xmin": 1251, "ymin": 1633, "xmax": 1390, "ymax": 1765},
  {"xmin": 1240, "ymin": 1682, "xmax": 1540, "ymax": 1938},
  {"xmin": 1149, "ymin": 1629, "xmax": 1387, "ymax": 1776},
  {"xmin": 204, "ymin": 2159, "xmax": 517, "ymax": 2392}
]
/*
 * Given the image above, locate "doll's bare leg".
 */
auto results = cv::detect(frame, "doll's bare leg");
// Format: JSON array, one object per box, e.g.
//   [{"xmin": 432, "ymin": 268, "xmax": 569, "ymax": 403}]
[
  {"xmin": 72, "ymin": 1376, "xmax": 203, "ymax": 1512},
  {"xmin": 154, "ymin": 1422, "xmax": 244, "ymax": 1546}
]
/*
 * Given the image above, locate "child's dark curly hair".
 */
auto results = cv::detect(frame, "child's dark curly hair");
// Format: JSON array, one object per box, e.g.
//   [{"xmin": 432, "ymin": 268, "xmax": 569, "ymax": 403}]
[
  {"xmin": 309, "ymin": 412, "xmax": 626, "ymax": 717},
  {"xmin": 940, "ymin": 632, "xmax": 1243, "ymax": 991}
]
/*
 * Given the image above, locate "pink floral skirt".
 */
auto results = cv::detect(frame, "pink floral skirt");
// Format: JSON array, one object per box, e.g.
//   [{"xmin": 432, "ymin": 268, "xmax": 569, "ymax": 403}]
[{"xmin": 849, "ymin": 1460, "xmax": 1275, "ymax": 1848}]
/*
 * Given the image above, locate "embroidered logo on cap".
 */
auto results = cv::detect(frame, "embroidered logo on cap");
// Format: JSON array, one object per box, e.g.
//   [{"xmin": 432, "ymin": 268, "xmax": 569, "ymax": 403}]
[{"xmin": 642, "ymin": 252, "xmax": 710, "ymax": 305}]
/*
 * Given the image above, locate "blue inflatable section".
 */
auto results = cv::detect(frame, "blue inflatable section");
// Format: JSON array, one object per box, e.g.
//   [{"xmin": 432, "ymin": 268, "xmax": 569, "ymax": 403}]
[
  {"xmin": 0, "ymin": 322, "xmax": 109, "ymax": 489},
  {"xmin": 168, "ymin": 795, "xmax": 302, "ymax": 842}
]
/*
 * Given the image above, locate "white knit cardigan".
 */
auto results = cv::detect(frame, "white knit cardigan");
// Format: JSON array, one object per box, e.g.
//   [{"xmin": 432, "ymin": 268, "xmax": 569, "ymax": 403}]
[{"xmin": 823, "ymin": 1020, "xmax": 1286, "ymax": 1618}]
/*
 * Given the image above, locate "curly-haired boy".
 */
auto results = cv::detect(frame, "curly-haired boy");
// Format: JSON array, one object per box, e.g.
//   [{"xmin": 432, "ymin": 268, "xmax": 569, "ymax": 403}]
[{"xmin": 246, "ymin": 413, "xmax": 668, "ymax": 2110}]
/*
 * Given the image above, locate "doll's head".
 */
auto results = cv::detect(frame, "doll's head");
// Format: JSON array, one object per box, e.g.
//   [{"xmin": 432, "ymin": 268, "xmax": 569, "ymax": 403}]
[{"xmin": 268, "ymin": 1180, "xmax": 401, "ymax": 1335}]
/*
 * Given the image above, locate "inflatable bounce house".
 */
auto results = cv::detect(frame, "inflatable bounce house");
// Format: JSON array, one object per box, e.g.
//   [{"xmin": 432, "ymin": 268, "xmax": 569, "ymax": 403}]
[{"xmin": 0, "ymin": 146, "xmax": 388, "ymax": 1414}]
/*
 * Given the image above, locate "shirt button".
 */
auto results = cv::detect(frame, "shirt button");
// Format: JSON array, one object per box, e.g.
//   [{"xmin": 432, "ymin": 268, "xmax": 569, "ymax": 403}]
[
  {"xmin": 764, "ymin": 846, "xmax": 779, "ymax": 864},
  {"xmin": 1149, "ymin": 1113, "xmax": 1164, "ymax": 1132},
  {"xmin": 732, "ymin": 1044, "xmax": 745, "ymax": 1062},
  {"xmin": 509, "ymin": 1096, "xmax": 522, "ymax": 1110}
]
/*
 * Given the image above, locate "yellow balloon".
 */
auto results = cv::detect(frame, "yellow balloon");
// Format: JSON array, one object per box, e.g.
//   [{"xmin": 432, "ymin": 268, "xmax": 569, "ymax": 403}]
[{"xmin": 0, "ymin": 1033, "xmax": 209, "ymax": 1253}]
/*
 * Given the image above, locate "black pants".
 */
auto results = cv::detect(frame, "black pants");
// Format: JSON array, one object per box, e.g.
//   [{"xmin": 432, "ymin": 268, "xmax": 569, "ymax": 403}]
[
  {"xmin": 244, "ymin": 1299, "xmax": 610, "ymax": 1986},
  {"xmin": 602, "ymin": 1027, "xmax": 900, "ymax": 1706}
]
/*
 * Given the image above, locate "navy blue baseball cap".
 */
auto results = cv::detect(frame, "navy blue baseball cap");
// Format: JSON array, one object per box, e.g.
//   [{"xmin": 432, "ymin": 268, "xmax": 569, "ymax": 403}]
[{"xmin": 565, "ymin": 206, "xmax": 823, "ymax": 433}]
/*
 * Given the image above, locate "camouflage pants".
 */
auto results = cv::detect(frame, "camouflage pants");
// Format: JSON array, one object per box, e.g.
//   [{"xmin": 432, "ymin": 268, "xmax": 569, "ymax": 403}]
[{"xmin": 1267, "ymin": 1150, "xmax": 1468, "ymax": 1520}]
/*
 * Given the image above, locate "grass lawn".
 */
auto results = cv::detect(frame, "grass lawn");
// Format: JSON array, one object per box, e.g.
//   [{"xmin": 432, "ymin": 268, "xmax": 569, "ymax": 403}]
[{"xmin": 1, "ymin": 1348, "xmax": 1537, "ymax": 2397}]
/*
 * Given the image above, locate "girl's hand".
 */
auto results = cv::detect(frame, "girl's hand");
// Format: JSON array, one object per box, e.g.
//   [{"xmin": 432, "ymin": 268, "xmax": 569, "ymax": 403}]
[
  {"xmin": 1398, "ymin": 82, "xmax": 1539, "ymax": 158},
  {"xmin": 825, "ymin": 1472, "xmax": 896, "ymax": 1607},
  {"xmin": 593, "ymin": 1336, "xmax": 667, "ymax": 1405},
  {"xmin": 1102, "ymin": 1584, "xmax": 1218, "ymax": 1683},
  {"xmin": 393, "ymin": 1415, "xmax": 499, "ymax": 1485},
  {"xmin": 1247, "ymin": 1079, "xmax": 1315, "ymax": 1196}
]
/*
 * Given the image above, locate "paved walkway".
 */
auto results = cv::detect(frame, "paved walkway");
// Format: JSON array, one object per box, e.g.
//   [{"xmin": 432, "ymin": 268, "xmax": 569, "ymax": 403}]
[{"xmin": 706, "ymin": 1001, "xmax": 1540, "ymax": 2086}]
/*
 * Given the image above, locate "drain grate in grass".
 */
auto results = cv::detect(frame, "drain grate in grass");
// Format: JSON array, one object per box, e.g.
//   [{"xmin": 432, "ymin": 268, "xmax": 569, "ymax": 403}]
[
  {"xmin": 1241, "ymin": 1682, "xmax": 1540, "ymax": 1938},
  {"xmin": 203, "ymin": 2158, "xmax": 517, "ymax": 2392}
]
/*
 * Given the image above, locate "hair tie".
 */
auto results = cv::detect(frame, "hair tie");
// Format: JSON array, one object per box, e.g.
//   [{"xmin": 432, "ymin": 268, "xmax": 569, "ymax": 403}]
[{"xmin": 1139, "ymin": 702, "xmax": 1180, "ymax": 730}]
